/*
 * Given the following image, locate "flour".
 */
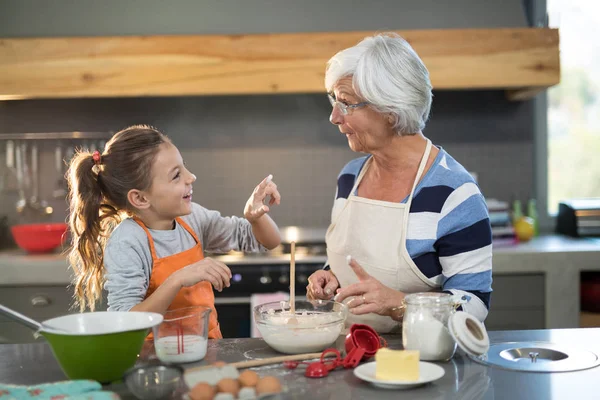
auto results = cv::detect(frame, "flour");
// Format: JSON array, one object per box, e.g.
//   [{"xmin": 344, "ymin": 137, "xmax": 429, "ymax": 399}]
[
  {"xmin": 155, "ymin": 335, "xmax": 208, "ymax": 363},
  {"xmin": 258, "ymin": 311, "xmax": 344, "ymax": 354},
  {"xmin": 260, "ymin": 327, "xmax": 342, "ymax": 354},
  {"xmin": 265, "ymin": 310, "xmax": 341, "ymax": 328},
  {"xmin": 402, "ymin": 316, "xmax": 457, "ymax": 361}
]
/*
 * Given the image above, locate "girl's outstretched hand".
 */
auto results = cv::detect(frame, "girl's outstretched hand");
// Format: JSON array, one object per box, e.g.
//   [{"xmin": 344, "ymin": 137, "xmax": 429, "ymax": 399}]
[{"xmin": 244, "ymin": 174, "xmax": 281, "ymax": 222}]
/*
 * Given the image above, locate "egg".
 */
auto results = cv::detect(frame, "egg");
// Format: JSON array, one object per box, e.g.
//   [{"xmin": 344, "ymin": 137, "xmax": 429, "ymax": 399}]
[
  {"xmin": 238, "ymin": 387, "xmax": 257, "ymax": 399},
  {"xmin": 216, "ymin": 378, "xmax": 240, "ymax": 396},
  {"xmin": 255, "ymin": 376, "xmax": 283, "ymax": 395},
  {"xmin": 213, "ymin": 394, "xmax": 235, "ymax": 400},
  {"xmin": 238, "ymin": 370, "xmax": 259, "ymax": 387},
  {"xmin": 189, "ymin": 382, "xmax": 216, "ymax": 400}
]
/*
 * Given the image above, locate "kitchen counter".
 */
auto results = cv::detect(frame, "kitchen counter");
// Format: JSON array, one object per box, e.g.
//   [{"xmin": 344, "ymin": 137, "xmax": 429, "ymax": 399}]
[
  {"xmin": 1, "ymin": 328, "xmax": 600, "ymax": 400},
  {"xmin": 2, "ymin": 235, "xmax": 598, "ymax": 285}
]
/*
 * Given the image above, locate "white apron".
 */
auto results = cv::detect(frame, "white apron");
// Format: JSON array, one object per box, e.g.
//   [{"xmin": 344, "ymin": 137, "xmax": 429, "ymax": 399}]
[{"xmin": 326, "ymin": 139, "xmax": 438, "ymax": 333}]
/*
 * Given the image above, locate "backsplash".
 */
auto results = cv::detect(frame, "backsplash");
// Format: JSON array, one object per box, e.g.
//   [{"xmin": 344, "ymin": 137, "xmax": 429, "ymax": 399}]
[{"xmin": 0, "ymin": 91, "xmax": 534, "ymax": 228}]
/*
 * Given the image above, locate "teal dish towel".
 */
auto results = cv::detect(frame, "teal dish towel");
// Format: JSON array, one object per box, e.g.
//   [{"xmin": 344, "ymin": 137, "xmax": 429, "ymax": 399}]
[{"xmin": 0, "ymin": 380, "xmax": 119, "ymax": 399}]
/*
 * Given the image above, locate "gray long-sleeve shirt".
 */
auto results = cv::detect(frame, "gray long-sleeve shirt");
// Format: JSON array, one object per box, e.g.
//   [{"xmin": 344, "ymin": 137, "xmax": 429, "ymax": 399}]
[{"xmin": 104, "ymin": 202, "xmax": 266, "ymax": 311}]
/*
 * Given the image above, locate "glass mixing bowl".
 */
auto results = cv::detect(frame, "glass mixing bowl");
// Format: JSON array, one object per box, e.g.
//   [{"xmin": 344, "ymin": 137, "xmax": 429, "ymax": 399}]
[{"xmin": 254, "ymin": 299, "xmax": 347, "ymax": 354}]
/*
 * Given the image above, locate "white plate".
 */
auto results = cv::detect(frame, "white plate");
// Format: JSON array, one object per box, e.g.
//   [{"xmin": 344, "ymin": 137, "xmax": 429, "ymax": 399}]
[{"xmin": 353, "ymin": 361, "xmax": 445, "ymax": 389}]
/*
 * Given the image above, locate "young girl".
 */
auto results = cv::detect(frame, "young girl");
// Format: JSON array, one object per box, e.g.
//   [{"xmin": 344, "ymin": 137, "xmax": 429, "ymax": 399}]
[{"xmin": 67, "ymin": 125, "xmax": 282, "ymax": 339}]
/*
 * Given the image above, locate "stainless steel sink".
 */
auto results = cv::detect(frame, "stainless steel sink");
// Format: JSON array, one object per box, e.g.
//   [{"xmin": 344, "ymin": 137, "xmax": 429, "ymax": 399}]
[{"xmin": 470, "ymin": 341, "xmax": 600, "ymax": 372}]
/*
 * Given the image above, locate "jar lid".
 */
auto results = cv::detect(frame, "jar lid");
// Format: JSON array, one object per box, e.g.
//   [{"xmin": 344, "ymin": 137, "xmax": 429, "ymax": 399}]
[
  {"xmin": 448, "ymin": 311, "xmax": 490, "ymax": 357},
  {"xmin": 403, "ymin": 292, "xmax": 454, "ymax": 306}
]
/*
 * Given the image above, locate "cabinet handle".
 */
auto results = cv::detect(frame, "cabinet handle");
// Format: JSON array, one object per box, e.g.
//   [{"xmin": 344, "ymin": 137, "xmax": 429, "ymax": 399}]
[{"xmin": 31, "ymin": 296, "xmax": 50, "ymax": 307}]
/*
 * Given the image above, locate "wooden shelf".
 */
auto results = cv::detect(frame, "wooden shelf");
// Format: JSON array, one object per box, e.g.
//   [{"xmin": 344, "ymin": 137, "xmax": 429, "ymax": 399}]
[{"xmin": 0, "ymin": 28, "xmax": 559, "ymax": 101}]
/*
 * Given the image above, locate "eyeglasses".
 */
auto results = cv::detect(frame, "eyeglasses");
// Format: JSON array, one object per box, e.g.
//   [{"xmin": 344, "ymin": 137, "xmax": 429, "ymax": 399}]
[{"xmin": 327, "ymin": 93, "xmax": 369, "ymax": 115}]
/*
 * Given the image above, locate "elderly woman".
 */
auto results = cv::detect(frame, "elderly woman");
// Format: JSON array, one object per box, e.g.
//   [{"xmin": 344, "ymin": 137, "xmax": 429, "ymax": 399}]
[{"xmin": 306, "ymin": 33, "xmax": 492, "ymax": 333}]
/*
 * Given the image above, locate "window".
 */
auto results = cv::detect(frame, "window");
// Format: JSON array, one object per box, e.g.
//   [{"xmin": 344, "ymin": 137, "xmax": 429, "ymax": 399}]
[{"xmin": 547, "ymin": 0, "xmax": 600, "ymax": 215}]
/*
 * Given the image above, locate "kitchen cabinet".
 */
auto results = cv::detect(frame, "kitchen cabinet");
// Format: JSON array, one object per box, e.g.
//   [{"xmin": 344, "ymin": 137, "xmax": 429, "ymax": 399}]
[
  {"xmin": 0, "ymin": 286, "xmax": 107, "ymax": 344},
  {"xmin": 484, "ymin": 274, "xmax": 545, "ymax": 330},
  {"xmin": 0, "ymin": 28, "xmax": 559, "ymax": 101}
]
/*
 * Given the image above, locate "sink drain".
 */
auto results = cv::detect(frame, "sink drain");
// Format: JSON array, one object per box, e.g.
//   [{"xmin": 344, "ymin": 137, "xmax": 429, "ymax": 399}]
[{"xmin": 469, "ymin": 341, "xmax": 600, "ymax": 372}]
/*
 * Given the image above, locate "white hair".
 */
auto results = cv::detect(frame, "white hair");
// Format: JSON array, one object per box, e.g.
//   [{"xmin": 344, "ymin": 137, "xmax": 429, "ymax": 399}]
[{"xmin": 325, "ymin": 32, "xmax": 433, "ymax": 135}]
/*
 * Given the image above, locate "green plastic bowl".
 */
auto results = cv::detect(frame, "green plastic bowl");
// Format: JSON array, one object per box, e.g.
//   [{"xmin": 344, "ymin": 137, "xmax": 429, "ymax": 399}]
[{"xmin": 40, "ymin": 311, "xmax": 163, "ymax": 383}]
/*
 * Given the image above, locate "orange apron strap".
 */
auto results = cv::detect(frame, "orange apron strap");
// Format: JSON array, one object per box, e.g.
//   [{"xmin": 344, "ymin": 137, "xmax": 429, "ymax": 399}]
[
  {"xmin": 175, "ymin": 217, "xmax": 202, "ymax": 246},
  {"xmin": 132, "ymin": 217, "xmax": 159, "ymax": 260}
]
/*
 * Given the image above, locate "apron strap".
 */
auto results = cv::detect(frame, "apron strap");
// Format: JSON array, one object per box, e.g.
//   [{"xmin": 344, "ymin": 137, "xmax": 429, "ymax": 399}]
[
  {"xmin": 132, "ymin": 217, "xmax": 159, "ymax": 260},
  {"xmin": 401, "ymin": 138, "xmax": 433, "ymax": 237},
  {"xmin": 406, "ymin": 138, "xmax": 433, "ymax": 208},
  {"xmin": 176, "ymin": 217, "xmax": 201, "ymax": 245},
  {"xmin": 350, "ymin": 156, "xmax": 372, "ymax": 195}
]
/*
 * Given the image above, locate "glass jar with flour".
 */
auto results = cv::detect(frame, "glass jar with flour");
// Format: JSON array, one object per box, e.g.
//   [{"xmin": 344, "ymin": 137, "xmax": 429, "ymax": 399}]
[{"xmin": 401, "ymin": 292, "xmax": 461, "ymax": 361}]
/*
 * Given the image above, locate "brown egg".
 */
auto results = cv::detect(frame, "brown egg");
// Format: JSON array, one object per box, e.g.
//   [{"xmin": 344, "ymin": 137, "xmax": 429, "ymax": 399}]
[
  {"xmin": 238, "ymin": 370, "xmax": 260, "ymax": 387},
  {"xmin": 255, "ymin": 376, "xmax": 283, "ymax": 395},
  {"xmin": 189, "ymin": 382, "xmax": 216, "ymax": 400},
  {"xmin": 216, "ymin": 378, "xmax": 240, "ymax": 396},
  {"xmin": 212, "ymin": 361, "xmax": 227, "ymax": 367}
]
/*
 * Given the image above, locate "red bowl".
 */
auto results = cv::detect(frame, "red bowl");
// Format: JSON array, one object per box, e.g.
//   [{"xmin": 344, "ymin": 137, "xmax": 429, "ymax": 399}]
[{"xmin": 11, "ymin": 223, "xmax": 68, "ymax": 254}]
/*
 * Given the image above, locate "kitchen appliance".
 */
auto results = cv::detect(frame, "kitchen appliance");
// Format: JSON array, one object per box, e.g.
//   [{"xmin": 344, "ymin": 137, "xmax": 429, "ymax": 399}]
[
  {"xmin": 211, "ymin": 227, "xmax": 328, "ymax": 338},
  {"xmin": 556, "ymin": 199, "xmax": 600, "ymax": 237}
]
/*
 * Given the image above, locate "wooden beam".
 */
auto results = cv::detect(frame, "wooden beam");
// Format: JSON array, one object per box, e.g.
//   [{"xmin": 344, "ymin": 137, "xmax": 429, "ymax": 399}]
[
  {"xmin": 505, "ymin": 87, "xmax": 546, "ymax": 101},
  {"xmin": 0, "ymin": 28, "xmax": 560, "ymax": 100}
]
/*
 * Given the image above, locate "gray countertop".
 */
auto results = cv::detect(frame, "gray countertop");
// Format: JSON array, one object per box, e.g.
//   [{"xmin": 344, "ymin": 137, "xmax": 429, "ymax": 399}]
[
  {"xmin": 1, "ymin": 328, "xmax": 600, "ymax": 400},
  {"xmin": 1, "ymin": 235, "xmax": 599, "ymax": 286}
]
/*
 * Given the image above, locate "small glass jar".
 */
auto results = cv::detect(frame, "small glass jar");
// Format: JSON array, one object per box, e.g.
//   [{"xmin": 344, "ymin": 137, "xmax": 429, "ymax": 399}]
[{"xmin": 402, "ymin": 292, "xmax": 458, "ymax": 361}]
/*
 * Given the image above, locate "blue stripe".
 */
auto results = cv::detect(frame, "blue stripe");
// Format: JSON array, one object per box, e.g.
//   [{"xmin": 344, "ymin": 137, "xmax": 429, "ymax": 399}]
[
  {"xmin": 406, "ymin": 239, "xmax": 436, "ymax": 257},
  {"xmin": 437, "ymin": 194, "xmax": 490, "ymax": 237},
  {"xmin": 435, "ymin": 218, "xmax": 492, "ymax": 257},
  {"xmin": 443, "ymin": 270, "xmax": 493, "ymax": 293},
  {"xmin": 413, "ymin": 252, "xmax": 442, "ymax": 278},
  {"xmin": 336, "ymin": 174, "xmax": 355, "ymax": 199},
  {"xmin": 410, "ymin": 185, "xmax": 454, "ymax": 213}
]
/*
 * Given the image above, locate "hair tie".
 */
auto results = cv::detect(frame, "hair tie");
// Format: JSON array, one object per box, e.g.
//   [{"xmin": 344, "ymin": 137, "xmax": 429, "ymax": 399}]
[
  {"xmin": 92, "ymin": 150, "xmax": 101, "ymax": 165},
  {"xmin": 92, "ymin": 150, "xmax": 102, "ymax": 175}
]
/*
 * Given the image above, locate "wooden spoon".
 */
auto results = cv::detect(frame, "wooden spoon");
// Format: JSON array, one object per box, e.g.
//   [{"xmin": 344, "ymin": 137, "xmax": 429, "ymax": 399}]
[
  {"xmin": 185, "ymin": 351, "xmax": 325, "ymax": 373},
  {"xmin": 287, "ymin": 241, "xmax": 298, "ymax": 324}
]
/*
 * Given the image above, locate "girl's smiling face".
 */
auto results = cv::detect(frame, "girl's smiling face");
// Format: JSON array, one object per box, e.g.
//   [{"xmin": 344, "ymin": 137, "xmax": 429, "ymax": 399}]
[{"xmin": 139, "ymin": 142, "xmax": 196, "ymax": 229}]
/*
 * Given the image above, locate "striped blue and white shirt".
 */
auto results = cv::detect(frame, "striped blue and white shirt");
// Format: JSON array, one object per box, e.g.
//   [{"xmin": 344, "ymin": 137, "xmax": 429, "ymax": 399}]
[{"xmin": 330, "ymin": 147, "xmax": 493, "ymax": 321}]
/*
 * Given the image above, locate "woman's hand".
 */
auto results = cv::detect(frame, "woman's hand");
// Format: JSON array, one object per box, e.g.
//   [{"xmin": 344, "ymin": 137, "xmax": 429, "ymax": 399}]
[
  {"xmin": 334, "ymin": 257, "xmax": 405, "ymax": 316},
  {"xmin": 172, "ymin": 257, "xmax": 232, "ymax": 292},
  {"xmin": 244, "ymin": 174, "xmax": 281, "ymax": 223},
  {"xmin": 307, "ymin": 270, "xmax": 339, "ymax": 300}
]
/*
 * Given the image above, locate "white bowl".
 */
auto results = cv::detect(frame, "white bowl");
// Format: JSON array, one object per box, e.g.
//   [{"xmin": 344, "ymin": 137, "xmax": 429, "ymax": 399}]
[{"xmin": 43, "ymin": 311, "xmax": 163, "ymax": 335}]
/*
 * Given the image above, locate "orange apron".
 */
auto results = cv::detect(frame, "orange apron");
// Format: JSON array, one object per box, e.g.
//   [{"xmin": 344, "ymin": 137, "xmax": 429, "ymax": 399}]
[{"xmin": 134, "ymin": 217, "xmax": 222, "ymax": 339}]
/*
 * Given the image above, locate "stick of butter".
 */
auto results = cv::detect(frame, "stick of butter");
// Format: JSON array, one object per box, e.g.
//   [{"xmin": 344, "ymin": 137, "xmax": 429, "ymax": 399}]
[{"xmin": 375, "ymin": 348, "xmax": 420, "ymax": 381}]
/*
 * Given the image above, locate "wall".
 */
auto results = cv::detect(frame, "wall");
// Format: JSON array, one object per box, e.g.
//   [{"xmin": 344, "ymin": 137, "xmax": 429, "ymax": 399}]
[{"xmin": 0, "ymin": 0, "xmax": 534, "ymax": 230}]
